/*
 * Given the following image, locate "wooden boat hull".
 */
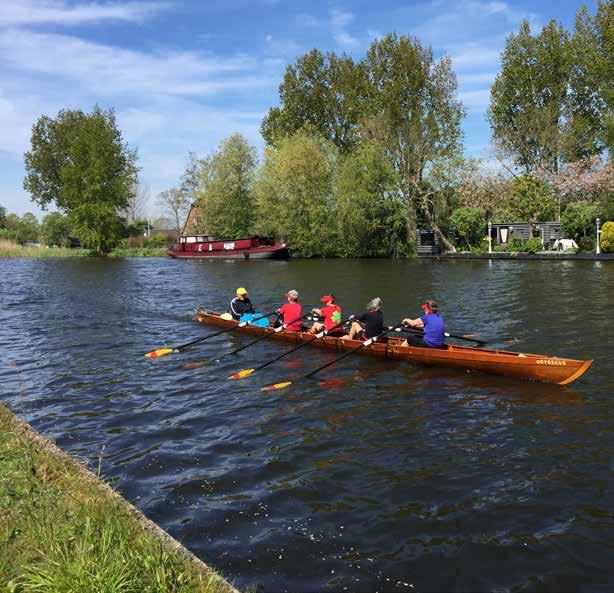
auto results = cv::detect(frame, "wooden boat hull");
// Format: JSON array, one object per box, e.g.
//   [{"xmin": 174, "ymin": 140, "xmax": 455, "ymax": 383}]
[{"xmin": 195, "ymin": 311, "xmax": 592, "ymax": 385}]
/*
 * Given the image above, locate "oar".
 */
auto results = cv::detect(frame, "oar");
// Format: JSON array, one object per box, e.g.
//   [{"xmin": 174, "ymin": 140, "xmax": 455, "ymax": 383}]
[
  {"xmin": 228, "ymin": 316, "xmax": 354, "ymax": 380},
  {"xmin": 261, "ymin": 322, "xmax": 403, "ymax": 392},
  {"xmin": 399, "ymin": 326, "xmax": 490, "ymax": 345},
  {"xmin": 181, "ymin": 312, "xmax": 311, "ymax": 369},
  {"xmin": 144, "ymin": 310, "xmax": 277, "ymax": 358}
]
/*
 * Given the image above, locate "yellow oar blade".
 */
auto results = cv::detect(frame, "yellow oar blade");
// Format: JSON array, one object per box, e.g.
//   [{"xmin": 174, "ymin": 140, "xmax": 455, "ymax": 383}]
[
  {"xmin": 144, "ymin": 348, "xmax": 174, "ymax": 358},
  {"xmin": 228, "ymin": 369, "xmax": 255, "ymax": 380},
  {"xmin": 261, "ymin": 381, "xmax": 292, "ymax": 392}
]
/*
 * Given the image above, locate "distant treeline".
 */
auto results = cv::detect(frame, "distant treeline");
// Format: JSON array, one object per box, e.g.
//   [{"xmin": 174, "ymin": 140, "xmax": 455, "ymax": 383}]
[{"xmin": 173, "ymin": 1, "xmax": 612, "ymax": 256}]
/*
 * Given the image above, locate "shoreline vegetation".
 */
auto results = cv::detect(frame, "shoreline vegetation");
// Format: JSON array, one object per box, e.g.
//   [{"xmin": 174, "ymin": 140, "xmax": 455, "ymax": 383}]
[
  {"xmin": 0, "ymin": 402, "xmax": 238, "ymax": 593},
  {"xmin": 0, "ymin": 239, "xmax": 167, "ymax": 258}
]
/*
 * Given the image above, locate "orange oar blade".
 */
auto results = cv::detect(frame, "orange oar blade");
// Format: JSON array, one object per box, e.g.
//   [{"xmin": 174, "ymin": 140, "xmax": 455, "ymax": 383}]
[
  {"xmin": 228, "ymin": 368, "xmax": 255, "ymax": 380},
  {"xmin": 144, "ymin": 348, "xmax": 174, "ymax": 358},
  {"xmin": 261, "ymin": 381, "xmax": 292, "ymax": 392}
]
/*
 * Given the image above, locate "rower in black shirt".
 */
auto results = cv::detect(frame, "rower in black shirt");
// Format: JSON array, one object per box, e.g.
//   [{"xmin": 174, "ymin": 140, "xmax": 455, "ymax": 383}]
[
  {"xmin": 343, "ymin": 297, "xmax": 384, "ymax": 340},
  {"xmin": 229, "ymin": 287, "xmax": 255, "ymax": 320}
]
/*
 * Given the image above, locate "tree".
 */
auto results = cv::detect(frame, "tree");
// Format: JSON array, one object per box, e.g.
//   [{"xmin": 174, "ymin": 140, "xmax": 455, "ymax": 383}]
[
  {"xmin": 363, "ymin": 34, "xmax": 464, "ymax": 246},
  {"xmin": 600, "ymin": 220, "xmax": 614, "ymax": 251},
  {"xmin": 196, "ymin": 134, "xmax": 257, "ymax": 238},
  {"xmin": 335, "ymin": 140, "xmax": 408, "ymax": 257},
  {"xmin": 157, "ymin": 188, "xmax": 190, "ymax": 234},
  {"xmin": 23, "ymin": 106, "xmax": 138, "ymax": 254},
  {"xmin": 254, "ymin": 131, "xmax": 339, "ymax": 257},
  {"xmin": 261, "ymin": 50, "xmax": 366, "ymax": 153},
  {"xmin": 561, "ymin": 201, "xmax": 601, "ymax": 241},
  {"xmin": 457, "ymin": 161, "xmax": 514, "ymax": 220},
  {"xmin": 448, "ymin": 208, "xmax": 486, "ymax": 249},
  {"xmin": 509, "ymin": 177, "xmax": 556, "ymax": 228},
  {"xmin": 40, "ymin": 212, "xmax": 72, "ymax": 247},
  {"xmin": 125, "ymin": 181, "xmax": 149, "ymax": 223},
  {"xmin": 0, "ymin": 206, "xmax": 6, "ymax": 228}
]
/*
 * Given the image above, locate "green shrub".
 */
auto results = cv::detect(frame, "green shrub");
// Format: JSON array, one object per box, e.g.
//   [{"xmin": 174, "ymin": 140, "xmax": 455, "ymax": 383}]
[
  {"xmin": 600, "ymin": 221, "xmax": 614, "ymax": 252},
  {"xmin": 561, "ymin": 201, "xmax": 600, "ymax": 241},
  {"xmin": 495, "ymin": 236, "xmax": 542, "ymax": 253},
  {"xmin": 448, "ymin": 207, "xmax": 486, "ymax": 249},
  {"xmin": 577, "ymin": 236, "xmax": 596, "ymax": 251},
  {"xmin": 521, "ymin": 237, "xmax": 543, "ymax": 253}
]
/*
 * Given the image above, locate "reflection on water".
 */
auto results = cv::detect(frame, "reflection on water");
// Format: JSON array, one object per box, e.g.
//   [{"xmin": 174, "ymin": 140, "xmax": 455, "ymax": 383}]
[{"xmin": 1, "ymin": 257, "xmax": 613, "ymax": 592}]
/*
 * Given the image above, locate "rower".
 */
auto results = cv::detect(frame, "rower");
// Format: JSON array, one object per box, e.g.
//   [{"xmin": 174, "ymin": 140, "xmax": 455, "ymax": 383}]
[
  {"xmin": 401, "ymin": 300, "xmax": 446, "ymax": 348},
  {"xmin": 342, "ymin": 297, "xmax": 384, "ymax": 340},
  {"xmin": 309, "ymin": 294, "xmax": 343, "ymax": 335},
  {"xmin": 276, "ymin": 290, "xmax": 303, "ymax": 332},
  {"xmin": 230, "ymin": 287, "xmax": 255, "ymax": 320}
]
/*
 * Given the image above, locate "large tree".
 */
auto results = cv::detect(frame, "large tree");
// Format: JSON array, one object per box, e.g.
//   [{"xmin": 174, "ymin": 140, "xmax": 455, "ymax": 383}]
[
  {"xmin": 40, "ymin": 212, "xmax": 72, "ymax": 247},
  {"xmin": 254, "ymin": 131, "xmax": 339, "ymax": 257},
  {"xmin": 489, "ymin": 5, "xmax": 611, "ymax": 174},
  {"xmin": 363, "ymin": 34, "xmax": 464, "ymax": 247},
  {"xmin": 157, "ymin": 187, "xmax": 190, "ymax": 234},
  {"xmin": 23, "ymin": 106, "xmax": 138, "ymax": 254},
  {"xmin": 195, "ymin": 134, "xmax": 257, "ymax": 238},
  {"xmin": 261, "ymin": 50, "xmax": 366, "ymax": 153}
]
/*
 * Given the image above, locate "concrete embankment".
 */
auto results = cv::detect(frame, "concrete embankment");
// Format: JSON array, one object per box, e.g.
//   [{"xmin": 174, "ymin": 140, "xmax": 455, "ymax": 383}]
[{"xmin": 0, "ymin": 402, "xmax": 239, "ymax": 593}]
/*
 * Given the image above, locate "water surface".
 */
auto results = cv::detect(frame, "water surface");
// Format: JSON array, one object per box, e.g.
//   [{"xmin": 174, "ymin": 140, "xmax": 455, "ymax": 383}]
[{"xmin": 1, "ymin": 257, "xmax": 613, "ymax": 592}]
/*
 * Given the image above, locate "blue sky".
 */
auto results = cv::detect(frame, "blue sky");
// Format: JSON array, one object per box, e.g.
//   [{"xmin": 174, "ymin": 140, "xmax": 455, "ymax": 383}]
[{"xmin": 0, "ymin": 0, "xmax": 598, "ymax": 217}]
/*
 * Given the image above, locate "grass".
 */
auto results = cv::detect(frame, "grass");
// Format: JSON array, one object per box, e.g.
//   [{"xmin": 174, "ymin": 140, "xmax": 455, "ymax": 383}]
[
  {"xmin": 0, "ymin": 403, "xmax": 237, "ymax": 593},
  {"xmin": 0, "ymin": 239, "xmax": 89, "ymax": 258}
]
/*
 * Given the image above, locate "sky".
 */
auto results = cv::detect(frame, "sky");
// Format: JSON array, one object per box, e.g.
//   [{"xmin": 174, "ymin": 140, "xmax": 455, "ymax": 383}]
[{"xmin": 0, "ymin": 0, "xmax": 598, "ymax": 218}]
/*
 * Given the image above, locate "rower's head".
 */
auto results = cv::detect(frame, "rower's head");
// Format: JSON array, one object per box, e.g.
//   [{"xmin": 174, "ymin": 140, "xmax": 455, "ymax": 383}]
[
  {"xmin": 236, "ymin": 287, "xmax": 248, "ymax": 300},
  {"xmin": 367, "ymin": 297, "xmax": 382, "ymax": 311},
  {"xmin": 285, "ymin": 289, "xmax": 299, "ymax": 302},
  {"xmin": 421, "ymin": 300, "xmax": 438, "ymax": 314},
  {"xmin": 320, "ymin": 294, "xmax": 335, "ymax": 305}
]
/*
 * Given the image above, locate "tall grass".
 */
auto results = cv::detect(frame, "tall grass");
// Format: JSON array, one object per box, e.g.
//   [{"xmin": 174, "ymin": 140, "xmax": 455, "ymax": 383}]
[
  {"xmin": 0, "ymin": 239, "xmax": 88, "ymax": 258},
  {"xmin": 0, "ymin": 403, "xmax": 237, "ymax": 593}
]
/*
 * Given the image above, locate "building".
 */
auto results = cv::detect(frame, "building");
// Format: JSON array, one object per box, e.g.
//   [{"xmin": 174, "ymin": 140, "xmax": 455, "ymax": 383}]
[{"xmin": 490, "ymin": 221, "xmax": 563, "ymax": 248}]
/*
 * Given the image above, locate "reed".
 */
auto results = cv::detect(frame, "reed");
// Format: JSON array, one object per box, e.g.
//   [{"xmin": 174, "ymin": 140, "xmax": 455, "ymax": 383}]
[
  {"xmin": 0, "ymin": 403, "xmax": 237, "ymax": 593},
  {"xmin": 0, "ymin": 239, "xmax": 88, "ymax": 258}
]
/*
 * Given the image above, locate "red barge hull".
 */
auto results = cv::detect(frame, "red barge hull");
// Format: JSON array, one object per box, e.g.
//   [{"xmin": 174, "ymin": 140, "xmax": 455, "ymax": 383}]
[{"xmin": 167, "ymin": 236, "xmax": 289, "ymax": 259}]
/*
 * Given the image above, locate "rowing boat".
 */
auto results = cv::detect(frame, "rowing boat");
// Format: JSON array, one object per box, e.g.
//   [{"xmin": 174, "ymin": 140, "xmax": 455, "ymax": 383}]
[{"xmin": 194, "ymin": 310, "xmax": 592, "ymax": 385}]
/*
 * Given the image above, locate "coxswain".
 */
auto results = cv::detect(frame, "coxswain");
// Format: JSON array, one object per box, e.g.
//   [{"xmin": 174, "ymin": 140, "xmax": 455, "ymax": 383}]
[
  {"xmin": 276, "ymin": 290, "xmax": 303, "ymax": 332},
  {"xmin": 309, "ymin": 294, "xmax": 343, "ymax": 335},
  {"xmin": 343, "ymin": 297, "xmax": 384, "ymax": 340},
  {"xmin": 230, "ymin": 287, "xmax": 255, "ymax": 320},
  {"xmin": 401, "ymin": 300, "xmax": 445, "ymax": 348}
]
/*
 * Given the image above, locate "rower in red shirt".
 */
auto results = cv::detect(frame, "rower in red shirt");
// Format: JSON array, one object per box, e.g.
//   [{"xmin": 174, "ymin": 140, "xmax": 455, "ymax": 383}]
[
  {"xmin": 309, "ymin": 294, "xmax": 343, "ymax": 335},
  {"xmin": 276, "ymin": 289, "xmax": 303, "ymax": 332}
]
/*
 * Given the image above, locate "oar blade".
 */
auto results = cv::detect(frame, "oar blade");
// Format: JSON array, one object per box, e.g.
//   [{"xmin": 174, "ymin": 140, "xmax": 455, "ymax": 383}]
[
  {"xmin": 182, "ymin": 360, "xmax": 208, "ymax": 370},
  {"xmin": 228, "ymin": 368, "xmax": 255, "ymax": 380},
  {"xmin": 144, "ymin": 348, "xmax": 174, "ymax": 358},
  {"xmin": 261, "ymin": 381, "xmax": 292, "ymax": 392}
]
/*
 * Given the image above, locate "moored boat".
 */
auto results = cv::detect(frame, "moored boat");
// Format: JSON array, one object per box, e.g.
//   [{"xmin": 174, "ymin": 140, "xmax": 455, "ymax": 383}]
[
  {"xmin": 195, "ymin": 310, "xmax": 592, "ymax": 385},
  {"xmin": 167, "ymin": 235, "xmax": 289, "ymax": 259}
]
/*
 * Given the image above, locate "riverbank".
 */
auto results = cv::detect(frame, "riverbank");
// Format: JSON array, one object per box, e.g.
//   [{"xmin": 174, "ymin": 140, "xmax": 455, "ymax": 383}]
[
  {"xmin": 421, "ymin": 252, "xmax": 614, "ymax": 260},
  {"xmin": 0, "ymin": 240, "xmax": 168, "ymax": 258},
  {"xmin": 0, "ymin": 402, "xmax": 237, "ymax": 593}
]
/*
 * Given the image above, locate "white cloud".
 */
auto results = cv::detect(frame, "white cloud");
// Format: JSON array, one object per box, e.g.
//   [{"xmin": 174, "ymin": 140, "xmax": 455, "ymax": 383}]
[
  {"xmin": 459, "ymin": 88, "xmax": 492, "ymax": 109},
  {"xmin": 330, "ymin": 8, "xmax": 359, "ymax": 49},
  {"xmin": 0, "ymin": 0, "xmax": 169, "ymax": 26}
]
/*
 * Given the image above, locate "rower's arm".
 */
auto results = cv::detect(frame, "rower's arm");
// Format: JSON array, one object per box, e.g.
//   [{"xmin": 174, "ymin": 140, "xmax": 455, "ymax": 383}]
[{"xmin": 403, "ymin": 317, "xmax": 424, "ymax": 328}]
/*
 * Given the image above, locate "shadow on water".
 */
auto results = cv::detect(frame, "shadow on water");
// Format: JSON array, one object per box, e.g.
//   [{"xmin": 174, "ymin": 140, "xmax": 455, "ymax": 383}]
[{"xmin": 1, "ymin": 257, "xmax": 613, "ymax": 592}]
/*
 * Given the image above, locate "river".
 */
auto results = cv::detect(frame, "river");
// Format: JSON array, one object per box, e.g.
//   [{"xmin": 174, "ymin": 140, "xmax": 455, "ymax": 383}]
[{"xmin": 1, "ymin": 257, "xmax": 613, "ymax": 592}]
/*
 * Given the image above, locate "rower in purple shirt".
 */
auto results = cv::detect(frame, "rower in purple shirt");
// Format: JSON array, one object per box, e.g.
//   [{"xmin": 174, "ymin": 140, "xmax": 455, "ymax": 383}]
[{"xmin": 401, "ymin": 300, "xmax": 446, "ymax": 348}]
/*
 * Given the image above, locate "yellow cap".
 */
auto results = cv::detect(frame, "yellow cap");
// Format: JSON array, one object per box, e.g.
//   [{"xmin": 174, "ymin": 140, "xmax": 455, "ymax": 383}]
[{"xmin": 236, "ymin": 287, "xmax": 248, "ymax": 295}]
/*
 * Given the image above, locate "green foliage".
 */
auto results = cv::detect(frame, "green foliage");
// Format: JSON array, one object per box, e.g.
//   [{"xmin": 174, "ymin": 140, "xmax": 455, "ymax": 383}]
[
  {"xmin": 600, "ymin": 220, "xmax": 614, "ymax": 251},
  {"xmin": 494, "ymin": 236, "xmax": 542, "ymax": 253},
  {"xmin": 0, "ymin": 205, "xmax": 6, "ymax": 228},
  {"xmin": 448, "ymin": 207, "xmax": 486, "ymax": 249},
  {"xmin": 23, "ymin": 106, "xmax": 138, "ymax": 254},
  {"xmin": 0, "ymin": 404, "xmax": 233, "ymax": 593},
  {"xmin": 577, "ymin": 235, "xmax": 596, "ymax": 251},
  {"xmin": 196, "ymin": 133, "xmax": 257, "ymax": 238},
  {"xmin": 254, "ymin": 131, "xmax": 339, "ymax": 257},
  {"xmin": 0, "ymin": 212, "xmax": 40, "ymax": 243},
  {"xmin": 261, "ymin": 50, "xmax": 366, "ymax": 152},
  {"xmin": 561, "ymin": 200, "xmax": 601, "ymax": 239},
  {"xmin": 489, "ymin": 6, "xmax": 610, "ymax": 173},
  {"xmin": 509, "ymin": 176, "xmax": 556, "ymax": 222},
  {"xmin": 40, "ymin": 212, "xmax": 72, "ymax": 247},
  {"xmin": 335, "ymin": 141, "xmax": 409, "ymax": 257}
]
